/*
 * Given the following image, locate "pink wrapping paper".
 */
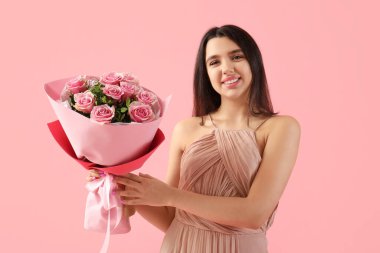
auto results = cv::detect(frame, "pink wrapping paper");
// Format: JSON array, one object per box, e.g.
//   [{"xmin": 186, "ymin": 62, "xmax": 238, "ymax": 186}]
[
  {"xmin": 47, "ymin": 120, "xmax": 165, "ymax": 175},
  {"xmin": 45, "ymin": 76, "xmax": 170, "ymax": 253}
]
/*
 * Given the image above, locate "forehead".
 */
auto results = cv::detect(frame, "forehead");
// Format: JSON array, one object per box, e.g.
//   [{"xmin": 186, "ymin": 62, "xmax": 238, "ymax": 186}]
[{"xmin": 205, "ymin": 37, "xmax": 241, "ymax": 58}]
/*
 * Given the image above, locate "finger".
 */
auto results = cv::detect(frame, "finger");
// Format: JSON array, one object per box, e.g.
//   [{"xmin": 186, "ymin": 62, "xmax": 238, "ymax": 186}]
[
  {"xmin": 113, "ymin": 183, "xmax": 120, "ymax": 190},
  {"xmin": 89, "ymin": 170, "xmax": 104, "ymax": 178},
  {"xmin": 118, "ymin": 190, "xmax": 140, "ymax": 198},
  {"xmin": 125, "ymin": 173, "xmax": 143, "ymax": 183},
  {"xmin": 114, "ymin": 176, "xmax": 129, "ymax": 184},
  {"xmin": 88, "ymin": 174, "xmax": 99, "ymax": 180},
  {"xmin": 119, "ymin": 196, "xmax": 137, "ymax": 203},
  {"xmin": 115, "ymin": 183, "xmax": 125, "ymax": 190},
  {"xmin": 97, "ymin": 170, "xmax": 106, "ymax": 176},
  {"xmin": 114, "ymin": 182, "xmax": 124, "ymax": 190},
  {"xmin": 89, "ymin": 171, "xmax": 98, "ymax": 177},
  {"xmin": 115, "ymin": 177, "xmax": 141, "ymax": 189},
  {"xmin": 139, "ymin": 172, "xmax": 154, "ymax": 179},
  {"xmin": 122, "ymin": 199, "xmax": 143, "ymax": 205},
  {"xmin": 119, "ymin": 179, "xmax": 142, "ymax": 191}
]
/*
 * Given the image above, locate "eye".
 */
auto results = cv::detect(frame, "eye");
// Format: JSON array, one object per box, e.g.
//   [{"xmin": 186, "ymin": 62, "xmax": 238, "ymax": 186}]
[
  {"xmin": 209, "ymin": 60, "xmax": 219, "ymax": 66},
  {"xmin": 232, "ymin": 54, "xmax": 244, "ymax": 60}
]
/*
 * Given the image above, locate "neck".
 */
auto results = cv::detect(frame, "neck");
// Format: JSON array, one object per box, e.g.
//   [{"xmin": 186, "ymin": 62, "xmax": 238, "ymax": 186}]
[{"xmin": 213, "ymin": 97, "xmax": 251, "ymax": 128}]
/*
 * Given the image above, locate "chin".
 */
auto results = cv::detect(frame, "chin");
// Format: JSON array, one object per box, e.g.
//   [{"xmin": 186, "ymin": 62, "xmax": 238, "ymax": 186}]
[
  {"xmin": 220, "ymin": 88, "xmax": 249, "ymax": 99},
  {"xmin": 221, "ymin": 92, "xmax": 248, "ymax": 101}
]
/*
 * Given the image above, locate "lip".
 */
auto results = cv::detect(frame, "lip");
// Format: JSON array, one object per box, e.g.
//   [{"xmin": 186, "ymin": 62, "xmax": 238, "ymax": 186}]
[
  {"xmin": 224, "ymin": 78, "xmax": 241, "ymax": 89},
  {"xmin": 221, "ymin": 76, "xmax": 240, "ymax": 83}
]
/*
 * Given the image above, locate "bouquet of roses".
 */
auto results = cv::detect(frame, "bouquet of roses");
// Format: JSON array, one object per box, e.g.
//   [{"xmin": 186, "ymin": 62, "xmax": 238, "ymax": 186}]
[
  {"xmin": 60, "ymin": 73, "xmax": 161, "ymax": 125},
  {"xmin": 45, "ymin": 72, "xmax": 170, "ymax": 252}
]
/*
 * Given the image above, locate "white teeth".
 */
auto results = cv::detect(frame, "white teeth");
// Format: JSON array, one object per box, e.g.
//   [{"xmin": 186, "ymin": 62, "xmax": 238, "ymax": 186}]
[{"xmin": 224, "ymin": 78, "xmax": 239, "ymax": 84}]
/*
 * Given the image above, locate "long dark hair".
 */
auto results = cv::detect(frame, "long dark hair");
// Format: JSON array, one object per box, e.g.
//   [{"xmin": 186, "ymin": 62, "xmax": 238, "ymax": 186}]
[{"xmin": 193, "ymin": 24, "xmax": 278, "ymax": 119}]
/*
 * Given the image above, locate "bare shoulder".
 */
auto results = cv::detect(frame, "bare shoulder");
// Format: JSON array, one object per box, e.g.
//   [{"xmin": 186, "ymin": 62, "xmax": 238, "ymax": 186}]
[
  {"xmin": 251, "ymin": 115, "xmax": 300, "ymax": 156},
  {"xmin": 171, "ymin": 116, "xmax": 206, "ymax": 151},
  {"xmin": 268, "ymin": 115, "xmax": 301, "ymax": 134},
  {"xmin": 173, "ymin": 116, "xmax": 203, "ymax": 133},
  {"xmin": 264, "ymin": 115, "xmax": 301, "ymax": 147},
  {"xmin": 266, "ymin": 115, "xmax": 300, "ymax": 130},
  {"xmin": 253, "ymin": 115, "xmax": 300, "ymax": 139}
]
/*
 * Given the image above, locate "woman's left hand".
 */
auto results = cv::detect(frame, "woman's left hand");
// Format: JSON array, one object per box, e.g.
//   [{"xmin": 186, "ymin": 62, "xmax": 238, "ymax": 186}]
[{"xmin": 114, "ymin": 173, "xmax": 176, "ymax": 207}]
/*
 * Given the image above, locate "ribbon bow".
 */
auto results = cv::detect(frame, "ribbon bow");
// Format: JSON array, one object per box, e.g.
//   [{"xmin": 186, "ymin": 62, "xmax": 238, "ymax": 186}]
[{"xmin": 85, "ymin": 173, "xmax": 130, "ymax": 253}]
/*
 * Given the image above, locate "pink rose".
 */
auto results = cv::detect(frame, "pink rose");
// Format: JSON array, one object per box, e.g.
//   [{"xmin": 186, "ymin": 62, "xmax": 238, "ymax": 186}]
[
  {"xmin": 137, "ymin": 89, "xmax": 161, "ymax": 116},
  {"xmin": 121, "ymin": 73, "xmax": 139, "ymax": 85},
  {"xmin": 90, "ymin": 104, "xmax": 115, "ymax": 124},
  {"xmin": 100, "ymin": 72, "xmax": 124, "ymax": 85},
  {"xmin": 129, "ymin": 101, "xmax": 155, "ymax": 123},
  {"xmin": 120, "ymin": 81, "xmax": 141, "ymax": 98},
  {"xmin": 65, "ymin": 76, "xmax": 87, "ymax": 94},
  {"xmin": 73, "ymin": 91, "xmax": 95, "ymax": 113},
  {"xmin": 102, "ymin": 84, "xmax": 124, "ymax": 101},
  {"xmin": 85, "ymin": 75, "xmax": 100, "ymax": 87},
  {"xmin": 60, "ymin": 87, "xmax": 71, "ymax": 101}
]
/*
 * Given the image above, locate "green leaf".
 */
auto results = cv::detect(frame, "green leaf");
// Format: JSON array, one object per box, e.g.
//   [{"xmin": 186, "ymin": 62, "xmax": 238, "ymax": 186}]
[
  {"xmin": 125, "ymin": 98, "xmax": 131, "ymax": 108},
  {"xmin": 120, "ymin": 107, "xmax": 127, "ymax": 113},
  {"xmin": 69, "ymin": 95, "xmax": 75, "ymax": 106},
  {"xmin": 90, "ymin": 84, "xmax": 102, "ymax": 93}
]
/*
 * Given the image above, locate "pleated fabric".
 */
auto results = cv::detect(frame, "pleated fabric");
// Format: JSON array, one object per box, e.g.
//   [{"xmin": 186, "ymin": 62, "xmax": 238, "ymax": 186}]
[{"xmin": 160, "ymin": 128, "xmax": 278, "ymax": 253}]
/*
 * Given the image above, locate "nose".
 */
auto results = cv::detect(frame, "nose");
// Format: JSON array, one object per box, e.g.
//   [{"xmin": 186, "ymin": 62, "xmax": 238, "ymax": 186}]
[{"xmin": 221, "ymin": 59, "xmax": 235, "ymax": 74}]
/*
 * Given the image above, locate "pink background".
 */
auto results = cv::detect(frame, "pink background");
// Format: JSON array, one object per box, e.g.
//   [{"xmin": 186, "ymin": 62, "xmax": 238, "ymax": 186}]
[{"xmin": 0, "ymin": 0, "xmax": 379, "ymax": 252}]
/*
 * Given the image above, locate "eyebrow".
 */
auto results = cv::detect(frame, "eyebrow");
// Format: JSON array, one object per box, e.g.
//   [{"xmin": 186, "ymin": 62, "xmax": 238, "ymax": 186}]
[{"xmin": 206, "ymin": 49, "xmax": 243, "ymax": 63}]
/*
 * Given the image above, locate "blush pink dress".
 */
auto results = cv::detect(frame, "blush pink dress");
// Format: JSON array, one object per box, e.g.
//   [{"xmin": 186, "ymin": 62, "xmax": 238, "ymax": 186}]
[{"xmin": 160, "ymin": 116, "xmax": 278, "ymax": 253}]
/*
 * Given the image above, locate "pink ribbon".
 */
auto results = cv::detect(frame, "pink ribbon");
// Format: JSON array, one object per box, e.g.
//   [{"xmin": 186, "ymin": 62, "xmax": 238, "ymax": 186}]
[{"xmin": 84, "ymin": 173, "xmax": 131, "ymax": 253}]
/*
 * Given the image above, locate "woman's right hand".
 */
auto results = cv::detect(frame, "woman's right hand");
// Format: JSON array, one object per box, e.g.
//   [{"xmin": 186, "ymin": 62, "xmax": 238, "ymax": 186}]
[{"xmin": 86, "ymin": 169, "xmax": 105, "ymax": 182}]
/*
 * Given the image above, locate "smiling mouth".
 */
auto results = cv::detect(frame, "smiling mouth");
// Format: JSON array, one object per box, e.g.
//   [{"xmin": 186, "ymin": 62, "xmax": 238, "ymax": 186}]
[
  {"xmin": 222, "ymin": 77, "xmax": 240, "ymax": 88},
  {"xmin": 223, "ymin": 77, "xmax": 240, "ymax": 85}
]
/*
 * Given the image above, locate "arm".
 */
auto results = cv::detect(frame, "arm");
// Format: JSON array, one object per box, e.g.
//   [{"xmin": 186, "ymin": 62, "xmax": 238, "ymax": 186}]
[
  {"xmin": 120, "ymin": 121, "xmax": 184, "ymax": 232},
  {"xmin": 119, "ymin": 116, "xmax": 301, "ymax": 230}
]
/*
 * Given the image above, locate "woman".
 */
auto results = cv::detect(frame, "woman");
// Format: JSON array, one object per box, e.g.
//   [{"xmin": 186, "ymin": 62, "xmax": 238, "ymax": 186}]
[{"xmin": 89, "ymin": 24, "xmax": 301, "ymax": 253}]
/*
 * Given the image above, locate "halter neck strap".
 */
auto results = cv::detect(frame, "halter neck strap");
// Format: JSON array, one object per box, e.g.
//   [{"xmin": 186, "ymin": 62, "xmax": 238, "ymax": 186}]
[
  {"xmin": 208, "ymin": 113, "xmax": 270, "ymax": 132},
  {"xmin": 208, "ymin": 113, "xmax": 251, "ymax": 129}
]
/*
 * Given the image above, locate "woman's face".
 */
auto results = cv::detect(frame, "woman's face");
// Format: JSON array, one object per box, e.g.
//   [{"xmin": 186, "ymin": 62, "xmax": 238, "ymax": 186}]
[{"xmin": 205, "ymin": 36, "xmax": 252, "ymax": 101}]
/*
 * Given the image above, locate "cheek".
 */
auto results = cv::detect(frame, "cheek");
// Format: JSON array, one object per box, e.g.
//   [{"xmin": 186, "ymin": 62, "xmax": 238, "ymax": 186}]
[
  {"xmin": 210, "ymin": 83, "xmax": 220, "ymax": 93},
  {"xmin": 246, "ymin": 71, "xmax": 253, "ymax": 84},
  {"xmin": 207, "ymin": 68, "xmax": 221, "ymax": 84},
  {"xmin": 207, "ymin": 70, "xmax": 221, "ymax": 93},
  {"xmin": 241, "ymin": 64, "xmax": 252, "ymax": 83}
]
